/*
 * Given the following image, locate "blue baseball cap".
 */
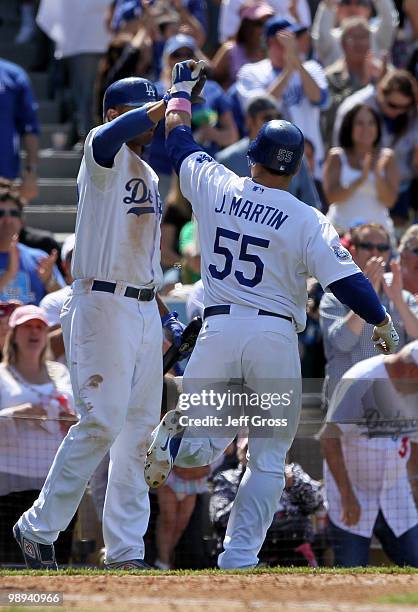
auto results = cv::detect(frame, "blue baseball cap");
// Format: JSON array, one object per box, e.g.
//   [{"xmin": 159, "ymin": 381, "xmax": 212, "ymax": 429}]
[
  {"xmin": 163, "ymin": 34, "xmax": 197, "ymax": 58},
  {"xmin": 264, "ymin": 16, "xmax": 308, "ymax": 38},
  {"xmin": 264, "ymin": 17, "xmax": 291, "ymax": 37}
]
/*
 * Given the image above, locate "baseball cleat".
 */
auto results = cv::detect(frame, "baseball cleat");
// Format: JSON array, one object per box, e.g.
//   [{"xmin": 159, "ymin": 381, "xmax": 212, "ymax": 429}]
[
  {"xmin": 13, "ymin": 524, "xmax": 58, "ymax": 570},
  {"xmin": 105, "ymin": 559, "xmax": 151, "ymax": 570},
  {"xmin": 144, "ymin": 409, "xmax": 183, "ymax": 488}
]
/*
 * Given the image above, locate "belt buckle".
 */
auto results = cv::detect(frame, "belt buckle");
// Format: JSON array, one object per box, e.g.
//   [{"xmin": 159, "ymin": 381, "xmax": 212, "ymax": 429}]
[{"xmin": 141, "ymin": 288, "xmax": 154, "ymax": 301}]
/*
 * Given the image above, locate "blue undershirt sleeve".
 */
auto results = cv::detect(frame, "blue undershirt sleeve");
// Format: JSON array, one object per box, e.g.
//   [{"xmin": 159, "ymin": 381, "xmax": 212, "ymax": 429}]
[
  {"xmin": 328, "ymin": 272, "xmax": 386, "ymax": 325},
  {"xmin": 166, "ymin": 125, "xmax": 204, "ymax": 174},
  {"xmin": 92, "ymin": 106, "xmax": 154, "ymax": 168}
]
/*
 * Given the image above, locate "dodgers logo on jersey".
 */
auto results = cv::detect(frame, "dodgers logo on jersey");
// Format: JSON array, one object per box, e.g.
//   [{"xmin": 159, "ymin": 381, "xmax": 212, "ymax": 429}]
[
  {"xmin": 123, "ymin": 178, "xmax": 155, "ymax": 216},
  {"xmin": 332, "ymin": 245, "xmax": 352, "ymax": 261},
  {"xmin": 196, "ymin": 153, "xmax": 213, "ymax": 164}
]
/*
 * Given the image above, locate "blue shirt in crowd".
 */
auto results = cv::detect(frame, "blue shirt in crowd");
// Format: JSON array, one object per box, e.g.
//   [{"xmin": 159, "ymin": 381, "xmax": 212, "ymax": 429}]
[
  {"xmin": 0, "ymin": 59, "xmax": 39, "ymax": 179},
  {"xmin": 0, "ymin": 243, "xmax": 64, "ymax": 305},
  {"xmin": 112, "ymin": 0, "xmax": 207, "ymax": 30}
]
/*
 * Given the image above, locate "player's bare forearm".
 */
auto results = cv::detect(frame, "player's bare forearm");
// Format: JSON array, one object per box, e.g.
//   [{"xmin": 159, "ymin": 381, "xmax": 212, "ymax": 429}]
[
  {"xmin": 156, "ymin": 293, "xmax": 170, "ymax": 318},
  {"xmin": 166, "ymin": 110, "xmax": 192, "ymax": 137}
]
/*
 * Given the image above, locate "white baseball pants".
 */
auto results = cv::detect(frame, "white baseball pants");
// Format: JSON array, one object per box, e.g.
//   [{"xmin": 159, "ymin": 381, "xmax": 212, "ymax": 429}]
[
  {"xmin": 18, "ymin": 282, "xmax": 162, "ymax": 564},
  {"xmin": 174, "ymin": 305, "xmax": 302, "ymax": 569}
]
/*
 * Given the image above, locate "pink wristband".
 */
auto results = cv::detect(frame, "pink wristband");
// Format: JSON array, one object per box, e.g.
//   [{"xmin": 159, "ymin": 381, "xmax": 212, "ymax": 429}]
[{"xmin": 166, "ymin": 98, "xmax": 192, "ymax": 115}]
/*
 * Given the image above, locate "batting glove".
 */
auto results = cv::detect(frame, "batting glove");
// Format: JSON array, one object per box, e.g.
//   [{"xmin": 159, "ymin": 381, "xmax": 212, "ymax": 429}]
[
  {"xmin": 162, "ymin": 311, "xmax": 186, "ymax": 348},
  {"xmin": 372, "ymin": 313, "xmax": 400, "ymax": 354},
  {"xmin": 170, "ymin": 60, "xmax": 207, "ymax": 100}
]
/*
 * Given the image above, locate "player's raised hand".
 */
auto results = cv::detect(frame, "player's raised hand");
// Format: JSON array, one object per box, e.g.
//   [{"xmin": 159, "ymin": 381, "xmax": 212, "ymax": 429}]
[{"xmin": 170, "ymin": 60, "xmax": 207, "ymax": 99}]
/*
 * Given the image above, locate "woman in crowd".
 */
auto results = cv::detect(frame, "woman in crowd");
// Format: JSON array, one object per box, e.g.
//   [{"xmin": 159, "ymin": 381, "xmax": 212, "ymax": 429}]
[
  {"xmin": 211, "ymin": 2, "xmax": 274, "ymax": 90},
  {"xmin": 334, "ymin": 70, "xmax": 418, "ymax": 228},
  {"xmin": 324, "ymin": 104, "xmax": 399, "ymax": 237},
  {"xmin": 0, "ymin": 305, "xmax": 76, "ymax": 564}
]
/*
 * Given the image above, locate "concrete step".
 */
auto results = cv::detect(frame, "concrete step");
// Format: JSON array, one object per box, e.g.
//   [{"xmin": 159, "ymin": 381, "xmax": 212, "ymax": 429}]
[
  {"xmin": 22, "ymin": 150, "xmax": 82, "ymax": 179},
  {"xmin": 0, "ymin": 41, "xmax": 36, "ymax": 69},
  {"xmin": 29, "ymin": 72, "xmax": 50, "ymax": 101},
  {"xmin": 24, "ymin": 205, "xmax": 77, "ymax": 234},
  {"xmin": 32, "ymin": 179, "xmax": 78, "ymax": 206},
  {"xmin": 38, "ymin": 99, "xmax": 62, "ymax": 123},
  {"xmin": 39, "ymin": 124, "xmax": 72, "ymax": 149}
]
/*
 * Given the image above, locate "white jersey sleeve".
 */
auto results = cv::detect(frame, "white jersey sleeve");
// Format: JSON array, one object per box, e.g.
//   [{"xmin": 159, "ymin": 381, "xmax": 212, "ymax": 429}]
[
  {"xmin": 40, "ymin": 286, "xmax": 72, "ymax": 327},
  {"xmin": 179, "ymin": 151, "xmax": 239, "ymax": 216},
  {"xmin": 303, "ymin": 210, "xmax": 360, "ymax": 289}
]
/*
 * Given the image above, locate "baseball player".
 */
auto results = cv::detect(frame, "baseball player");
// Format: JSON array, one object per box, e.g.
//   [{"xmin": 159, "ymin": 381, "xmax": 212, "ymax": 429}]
[
  {"xmin": 145, "ymin": 60, "xmax": 400, "ymax": 569},
  {"xmin": 13, "ymin": 77, "xmax": 186, "ymax": 570}
]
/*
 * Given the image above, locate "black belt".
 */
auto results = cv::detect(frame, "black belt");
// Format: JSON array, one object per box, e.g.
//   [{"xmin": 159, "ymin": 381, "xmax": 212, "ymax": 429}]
[
  {"xmin": 91, "ymin": 280, "xmax": 155, "ymax": 301},
  {"xmin": 203, "ymin": 305, "xmax": 292, "ymax": 322}
]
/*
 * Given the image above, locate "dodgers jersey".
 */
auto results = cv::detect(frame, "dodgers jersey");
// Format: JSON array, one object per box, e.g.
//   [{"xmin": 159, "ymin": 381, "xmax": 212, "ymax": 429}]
[
  {"xmin": 72, "ymin": 126, "xmax": 163, "ymax": 288},
  {"xmin": 179, "ymin": 152, "xmax": 360, "ymax": 332}
]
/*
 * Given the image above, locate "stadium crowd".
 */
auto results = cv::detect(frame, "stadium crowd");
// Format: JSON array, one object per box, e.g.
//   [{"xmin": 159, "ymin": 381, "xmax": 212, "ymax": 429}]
[{"xmin": 0, "ymin": 0, "xmax": 417, "ymax": 568}]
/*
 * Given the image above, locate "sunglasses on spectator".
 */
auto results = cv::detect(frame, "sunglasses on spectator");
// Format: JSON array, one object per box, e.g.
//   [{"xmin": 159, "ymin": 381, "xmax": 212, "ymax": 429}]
[
  {"xmin": 0, "ymin": 303, "xmax": 19, "ymax": 318},
  {"xmin": 0, "ymin": 209, "xmax": 22, "ymax": 218},
  {"xmin": 170, "ymin": 50, "xmax": 194, "ymax": 60},
  {"xmin": 355, "ymin": 241, "xmax": 390, "ymax": 252},
  {"xmin": 384, "ymin": 99, "xmax": 412, "ymax": 111}
]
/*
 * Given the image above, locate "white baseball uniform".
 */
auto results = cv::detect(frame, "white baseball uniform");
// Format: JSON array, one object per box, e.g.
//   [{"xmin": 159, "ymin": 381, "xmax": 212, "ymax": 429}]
[
  {"xmin": 18, "ymin": 127, "xmax": 163, "ymax": 564},
  {"xmin": 173, "ymin": 151, "xmax": 360, "ymax": 568}
]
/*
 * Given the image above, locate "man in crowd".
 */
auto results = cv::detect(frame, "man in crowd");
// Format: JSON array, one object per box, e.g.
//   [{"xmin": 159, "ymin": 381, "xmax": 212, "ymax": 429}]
[
  {"xmin": 321, "ymin": 16, "xmax": 386, "ymax": 148},
  {"xmin": 312, "ymin": 0, "xmax": 398, "ymax": 68},
  {"xmin": 0, "ymin": 58, "xmax": 39, "ymax": 201},
  {"xmin": 399, "ymin": 224, "xmax": 418, "ymax": 300},
  {"xmin": 0, "ymin": 190, "xmax": 63, "ymax": 305},
  {"xmin": 236, "ymin": 17, "xmax": 328, "ymax": 179},
  {"xmin": 320, "ymin": 341, "xmax": 418, "ymax": 567},
  {"xmin": 320, "ymin": 222, "xmax": 418, "ymax": 403}
]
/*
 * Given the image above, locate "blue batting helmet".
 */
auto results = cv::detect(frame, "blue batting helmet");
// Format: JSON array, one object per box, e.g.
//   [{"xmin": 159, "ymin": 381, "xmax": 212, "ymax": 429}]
[
  {"xmin": 103, "ymin": 77, "xmax": 158, "ymax": 118},
  {"xmin": 247, "ymin": 120, "xmax": 305, "ymax": 175}
]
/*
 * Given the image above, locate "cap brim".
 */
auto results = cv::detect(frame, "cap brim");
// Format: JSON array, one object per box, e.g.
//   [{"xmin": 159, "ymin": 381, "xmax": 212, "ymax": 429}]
[{"xmin": 11, "ymin": 315, "xmax": 49, "ymax": 328}]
